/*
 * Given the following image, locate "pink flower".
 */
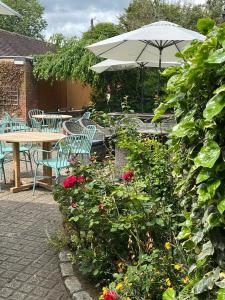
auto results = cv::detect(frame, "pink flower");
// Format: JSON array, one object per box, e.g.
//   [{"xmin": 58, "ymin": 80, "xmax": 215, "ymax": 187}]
[
  {"xmin": 71, "ymin": 202, "xmax": 78, "ymax": 209},
  {"xmin": 98, "ymin": 203, "xmax": 105, "ymax": 211},
  {"xmin": 122, "ymin": 171, "xmax": 134, "ymax": 181},
  {"xmin": 77, "ymin": 176, "xmax": 86, "ymax": 184},
  {"xmin": 104, "ymin": 290, "xmax": 118, "ymax": 300},
  {"xmin": 63, "ymin": 176, "xmax": 77, "ymax": 188}
]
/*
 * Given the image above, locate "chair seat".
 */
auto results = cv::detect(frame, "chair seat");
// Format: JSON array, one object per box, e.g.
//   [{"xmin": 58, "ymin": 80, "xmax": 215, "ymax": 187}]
[
  {"xmin": 3, "ymin": 146, "xmax": 31, "ymax": 153},
  {"xmin": 38, "ymin": 158, "xmax": 70, "ymax": 169}
]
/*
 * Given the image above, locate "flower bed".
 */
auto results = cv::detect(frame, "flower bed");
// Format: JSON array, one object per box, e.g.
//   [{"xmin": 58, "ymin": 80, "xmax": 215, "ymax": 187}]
[{"xmin": 54, "ymin": 133, "xmax": 188, "ymax": 299}]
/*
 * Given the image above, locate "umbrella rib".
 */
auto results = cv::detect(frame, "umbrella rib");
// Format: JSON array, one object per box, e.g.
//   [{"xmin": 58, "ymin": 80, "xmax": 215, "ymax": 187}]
[
  {"xmin": 97, "ymin": 40, "xmax": 127, "ymax": 57},
  {"xmin": 136, "ymin": 43, "xmax": 148, "ymax": 61}
]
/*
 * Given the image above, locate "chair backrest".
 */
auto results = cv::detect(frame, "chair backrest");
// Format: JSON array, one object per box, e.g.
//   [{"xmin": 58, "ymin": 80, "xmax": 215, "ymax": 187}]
[
  {"xmin": 1, "ymin": 112, "xmax": 12, "ymax": 124},
  {"xmin": 57, "ymin": 134, "xmax": 92, "ymax": 160},
  {"xmin": 63, "ymin": 120, "xmax": 83, "ymax": 135},
  {"xmin": 41, "ymin": 116, "xmax": 62, "ymax": 133},
  {"xmin": 9, "ymin": 121, "xmax": 30, "ymax": 132},
  {"xmin": 28, "ymin": 109, "xmax": 43, "ymax": 119},
  {"xmin": 82, "ymin": 111, "xmax": 91, "ymax": 119},
  {"xmin": 82, "ymin": 125, "xmax": 96, "ymax": 141}
]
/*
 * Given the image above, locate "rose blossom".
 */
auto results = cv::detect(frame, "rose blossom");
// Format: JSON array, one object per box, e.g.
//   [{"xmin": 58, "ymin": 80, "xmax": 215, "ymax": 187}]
[
  {"xmin": 98, "ymin": 203, "xmax": 105, "ymax": 211},
  {"xmin": 122, "ymin": 171, "xmax": 134, "ymax": 181},
  {"xmin": 71, "ymin": 202, "xmax": 78, "ymax": 209},
  {"xmin": 77, "ymin": 176, "xmax": 86, "ymax": 184},
  {"xmin": 104, "ymin": 290, "xmax": 118, "ymax": 300},
  {"xmin": 63, "ymin": 176, "xmax": 77, "ymax": 188}
]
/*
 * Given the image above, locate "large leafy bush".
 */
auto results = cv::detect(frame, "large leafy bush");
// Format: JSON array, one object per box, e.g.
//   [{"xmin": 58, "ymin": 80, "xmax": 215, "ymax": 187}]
[{"xmin": 154, "ymin": 20, "xmax": 225, "ymax": 299}]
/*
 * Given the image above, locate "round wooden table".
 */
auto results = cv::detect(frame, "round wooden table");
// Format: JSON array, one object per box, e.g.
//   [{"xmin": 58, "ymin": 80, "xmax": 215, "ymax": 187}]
[
  {"xmin": 0, "ymin": 132, "xmax": 65, "ymax": 193},
  {"xmin": 33, "ymin": 114, "xmax": 72, "ymax": 120}
]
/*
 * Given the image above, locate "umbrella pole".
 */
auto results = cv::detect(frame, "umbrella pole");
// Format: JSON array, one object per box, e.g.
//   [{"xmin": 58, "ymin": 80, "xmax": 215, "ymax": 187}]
[
  {"xmin": 140, "ymin": 65, "xmax": 144, "ymax": 113},
  {"xmin": 157, "ymin": 48, "xmax": 162, "ymax": 97}
]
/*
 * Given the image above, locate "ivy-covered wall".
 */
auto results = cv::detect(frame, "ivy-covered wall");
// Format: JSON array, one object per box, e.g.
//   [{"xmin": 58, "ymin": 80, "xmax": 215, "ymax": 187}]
[{"xmin": 0, "ymin": 60, "xmax": 24, "ymax": 117}]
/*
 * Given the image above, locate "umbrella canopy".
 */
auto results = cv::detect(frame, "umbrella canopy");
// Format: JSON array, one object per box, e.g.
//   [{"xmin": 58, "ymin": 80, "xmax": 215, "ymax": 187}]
[
  {"xmin": 0, "ymin": 1, "xmax": 21, "ymax": 17},
  {"xmin": 90, "ymin": 59, "xmax": 180, "ymax": 73},
  {"xmin": 86, "ymin": 21, "xmax": 205, "ymax": 63}
]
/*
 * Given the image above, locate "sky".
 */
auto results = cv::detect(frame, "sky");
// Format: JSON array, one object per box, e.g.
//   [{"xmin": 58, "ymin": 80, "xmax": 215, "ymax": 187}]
[{"xmin": 39, "ymin": 0, "xmax": 207, "ymax": 39}]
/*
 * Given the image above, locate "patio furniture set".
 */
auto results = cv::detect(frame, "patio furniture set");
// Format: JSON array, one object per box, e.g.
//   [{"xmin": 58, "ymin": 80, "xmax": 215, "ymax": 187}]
[{"xmin": 0, "ymin": 110, "xmax": 99, "ymax": 194}]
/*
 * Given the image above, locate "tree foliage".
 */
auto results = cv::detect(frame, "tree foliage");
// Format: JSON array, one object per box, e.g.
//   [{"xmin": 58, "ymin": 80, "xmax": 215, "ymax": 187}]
[
  {"xmin": 154, "ymin": 20, "xmax": 225, "ymax": 299},
  {"xmin": 0, "ymin": 0, "xmax": 47, "ymax": 39},
  {"xmin": 33, "ymin": 23, "xmax": 140, "ymax": 110},
  {"xmin": 118, "ymin": 0, "xmax": 224, "ymax": 32}
]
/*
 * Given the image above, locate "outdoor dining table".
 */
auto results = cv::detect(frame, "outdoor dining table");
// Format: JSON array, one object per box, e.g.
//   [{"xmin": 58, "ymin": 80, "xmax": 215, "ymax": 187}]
[
  {"xmin": 33, "ymin": 114, "xmax": 73, "ymax": 120},
  {"xmin": 0, "ymin": 131, "xmax": 65, "ymax": 193}
]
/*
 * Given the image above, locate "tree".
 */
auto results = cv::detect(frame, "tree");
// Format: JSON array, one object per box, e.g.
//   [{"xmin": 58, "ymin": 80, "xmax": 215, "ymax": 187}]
[
  {"xmin": 33, "ymin": 23, "xmax": 140, "ymax": 111},
  {"xmin": 118, "ymin": 0, "xmax": 209, "ymax": 31},
  {"xmin": 0, "ymin": 0, "xmax": 47, "ymax": 39}
]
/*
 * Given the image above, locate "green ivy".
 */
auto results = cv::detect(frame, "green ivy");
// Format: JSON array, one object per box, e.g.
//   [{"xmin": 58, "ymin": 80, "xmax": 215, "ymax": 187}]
[{"xmin": 157, "ymin": 19, "xmax": 225, "ymax": 299}]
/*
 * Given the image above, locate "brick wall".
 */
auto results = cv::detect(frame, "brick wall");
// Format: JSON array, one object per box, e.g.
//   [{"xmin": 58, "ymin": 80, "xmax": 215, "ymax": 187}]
[{"xmin": 20, "ymin": 61, "xmax": 39, "ymax": 121}]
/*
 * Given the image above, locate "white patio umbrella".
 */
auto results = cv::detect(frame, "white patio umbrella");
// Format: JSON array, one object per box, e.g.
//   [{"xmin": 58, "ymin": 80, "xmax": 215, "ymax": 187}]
[
  {"xmin": 0, "ymin": 1, "xmax": 21, "ymax": 17},
  {"xmin": 90, "ymin": 59, "xmax": 180, "ymax": 73},
  {"xmin": 87, "ymin": 21, "xmax": 205, "ymax": 94},
  {"xmin": 91, "ymin": 59, "xmax": 181, "ymax": 112}
]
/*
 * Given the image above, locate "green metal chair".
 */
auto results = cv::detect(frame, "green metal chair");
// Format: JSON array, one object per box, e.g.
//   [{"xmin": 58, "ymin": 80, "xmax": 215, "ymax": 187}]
[
  {"xmin": 41, "ymin": 116, "xmax": 63, "ymax": 133},
  {"xmin": 32, "ymin": 134, "xmax": 92, "ymax": 194},
  {"xmin": 28, "ymin": 109, "xmax": 44, "ymax": 130}
]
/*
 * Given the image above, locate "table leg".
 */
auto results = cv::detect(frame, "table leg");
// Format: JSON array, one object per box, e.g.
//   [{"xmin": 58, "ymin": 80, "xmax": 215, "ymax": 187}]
[
  {"xmin": 13, "ymin": 143, "xmax": 20, "ymax": 188},
  {"xmin": 42, "ymin": 142, "xmax": 52, "ymax": 186}
]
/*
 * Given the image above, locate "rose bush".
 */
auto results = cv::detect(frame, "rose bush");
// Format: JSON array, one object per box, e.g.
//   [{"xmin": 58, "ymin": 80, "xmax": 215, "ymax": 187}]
[{"xmin": 54, "ymin": 130, "xmax": 186, "ymax": 299}]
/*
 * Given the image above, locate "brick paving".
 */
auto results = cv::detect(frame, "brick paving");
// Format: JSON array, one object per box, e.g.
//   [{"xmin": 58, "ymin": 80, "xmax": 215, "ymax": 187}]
[{"xmin": 0, "ymin": 162, "xmax": 71, "ymax": 300}]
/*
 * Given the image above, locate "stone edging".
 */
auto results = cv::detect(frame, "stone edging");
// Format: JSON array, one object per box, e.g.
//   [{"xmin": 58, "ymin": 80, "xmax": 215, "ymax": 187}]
[{"xmin": 59, "ymin": 250, "xmax": 93, "ymax": 300}]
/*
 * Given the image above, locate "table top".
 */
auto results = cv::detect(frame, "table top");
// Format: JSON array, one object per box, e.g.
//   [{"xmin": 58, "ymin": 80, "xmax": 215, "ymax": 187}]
[
  {"xmin": 33, "ymin": 114, "xmax": 72, "ymax": 120},
  {"xmin": 0, "ymin": 132, "xmax": 65, "ymax": 143}
]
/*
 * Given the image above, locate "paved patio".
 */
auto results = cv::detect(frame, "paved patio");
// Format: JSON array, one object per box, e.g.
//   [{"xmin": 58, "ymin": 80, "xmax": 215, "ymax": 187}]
[{"xmin": 0, "ymin": 160, "xmax": 71, "ymax": 300}]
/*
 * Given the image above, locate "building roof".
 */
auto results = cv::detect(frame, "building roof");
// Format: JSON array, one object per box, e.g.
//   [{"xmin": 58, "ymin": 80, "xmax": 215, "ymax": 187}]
[{"xmin": 0, "ymin": 29, "xmax": 52, "ymax": 57}]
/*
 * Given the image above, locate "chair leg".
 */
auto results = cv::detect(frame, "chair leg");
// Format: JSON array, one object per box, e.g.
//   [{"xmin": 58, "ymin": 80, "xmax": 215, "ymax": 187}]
[
  {"xmin": 23, "ymin": 152, "xmax": 28, "ymax": 172},
  {"xmin": 1, "ymin": 161, "xmax": 6, "ymax": 184},
  {"xmin": 27, "ymin": 150, "xmax": 33, "ymax": 175},
  {"xmin": 32, "ymin": 164, "xmax": 39, "ymax": 196}
]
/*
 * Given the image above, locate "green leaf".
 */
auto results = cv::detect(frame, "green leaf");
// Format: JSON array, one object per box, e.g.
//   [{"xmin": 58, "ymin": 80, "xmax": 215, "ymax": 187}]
[
  {"xmin": 197, "ymin": 18, "xmax": 215, "ymax": 35},
  {"xmin": 203, "ymin": 93, "xmax": 225, "ymax": 120},
  {"xmin": 208, "ymin": 49, "xmax": 225, "ymax": 64},
  {"xmin": 197, "ymin": 241, "xmax": 214, "ymax": 261},
  {"xmin": 217, "ymin": 197, "xmax": 225, "ymax": 214},
  {"xmin": 182, "ymin": 240, "xmax": 195, "ymax": 250},
  {"xmin": 171, "ymin": 114, "xmax": 195, "ymax": 138},
  {"xmin": 196, "ymin": 168, "xmax": 212, "ymax": 184},
  {"xmin": 162, "ymin": 288, "xmax": 176, "ymax": 300},
  {"xmin": 217, "ymin": 288, "xmax": 225, "ymax": 300},
  {"xmin": 177, "ymin": 227, "xmax": 191, "ymax": 240},
  {"xmin": 193, "ymin": 267, "xmax": 220, "ymax": 294},
  {"xmin": 214, "ymin": 84, "xmax": 225, "ymax": 95},
  {"xmin": 194, "ymin": 141, "xmax": 220, "ymax": 168},
  {"xmin": 198, "ymin": 179, "xmax": 221, "ymax": 204},
  {"xmin": 152, "ymin": 103, "xmax": 168, "ymax": 122}
]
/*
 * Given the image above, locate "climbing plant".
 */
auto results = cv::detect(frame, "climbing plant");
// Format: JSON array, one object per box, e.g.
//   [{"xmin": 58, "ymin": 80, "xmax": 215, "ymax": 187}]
[{"xmin": 154, "ymin": 19, "xmax": 225, "ymax": 299}]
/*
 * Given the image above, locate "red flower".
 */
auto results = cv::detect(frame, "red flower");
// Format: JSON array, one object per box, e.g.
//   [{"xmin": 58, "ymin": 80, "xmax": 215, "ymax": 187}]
[
  {"xmin": 104, "ymin": 290, "xmax": 118, "ymax": 300},
  {"xmin": 98, "ymin": 203, "xmax": 105, "ymax": 211},
  {"xmin": 71, "ymin": 202, "xmax": 78, "ymax": 209},
  {"xmin": 63, "ymin": 176, "xmax": 77, "ymax": 188},
  {"xmin": 122, "ymin": 171, "xmax": 134, "ymax": 181},
  {"xmin": 77, "ymin": 176, "xmax": 86, "ymax": 184}
]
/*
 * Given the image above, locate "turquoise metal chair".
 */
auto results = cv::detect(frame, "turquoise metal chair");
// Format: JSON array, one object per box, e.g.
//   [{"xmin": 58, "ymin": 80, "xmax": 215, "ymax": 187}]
[
  {"xmin": 32, "ymin": 134, "xmax": 91, "ymax": 194},
  {"xmin": 28, "ymin": 109, "xmax": 44, "ymax": 130},
  {"xmin": 83, "ymin": 111, "xmax": 91, "ymax": 119},
  {"xmin": 0, "ymin": 121, "xmax": 33, "ymax": 174},
  {"xmin": 0, "ymin": 141, "xmax": 6, "ymax": 186},
  {"xmin": 41, "ymin": 116, "xmax": 62, "ymax": 133}
]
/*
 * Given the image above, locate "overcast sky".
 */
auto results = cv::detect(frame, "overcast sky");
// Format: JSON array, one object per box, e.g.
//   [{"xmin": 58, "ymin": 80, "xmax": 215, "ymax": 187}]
[{"xmin": 39, "ymin": 0, "xmax": 206, "ymax": 39}]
